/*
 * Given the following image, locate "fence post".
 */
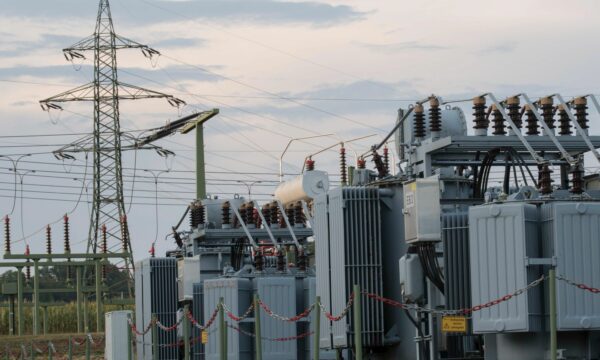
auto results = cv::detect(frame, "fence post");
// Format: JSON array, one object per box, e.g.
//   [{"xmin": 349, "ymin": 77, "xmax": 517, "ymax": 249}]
[
  {"xmin": 353, "ymin": 284, "xmax": 362, "ymax": 360},
  {"xmin": 219, "ymin": 297, "xmax": 227, "ymax": 360},
  {"xmin": 151, "ymin": 314, "xmax": 158, "ymax": 360},
  {"xmin": 47, "ymin": 341, "xmax": 52, "ymax": 360},
  {"xmin": 43, "ymin": 307, "xmax": 48, "ymax": 335},
  {"xmin": 314, "ymin": 296, "xmax": 321, "ymax": 360},
  {"xmin": 254, "ymin": 294, "xmax": 262, "ymax": 360},
  {"xmin": 76, "ymin": 266, "xmax": 83, "ymax": 333},
  {"xmin": 67, "ymin": 336, "xmax": 72, "ymax": 360},
  {"xmin": 85, "ymin": 336, "xmax": 90, "ymax": 360},
  {"xmin": 549, "ymin": 268, "xmax": 557, "ymax": 360},
  {"xmin": 183, "ymin": 304, "xmax": 191, "ymax": 360},
  {"xmin": 30, "ymin": 340, "xmax": 35, "ymax": 360}
]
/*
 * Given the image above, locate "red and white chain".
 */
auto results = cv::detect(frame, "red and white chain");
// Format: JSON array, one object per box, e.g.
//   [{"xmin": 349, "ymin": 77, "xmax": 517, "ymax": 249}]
[
  {"xmin": 221, "ymin": 302, "xmax": 254, "ymax": 322},
  {"xmin": 227, "ymin": 323, "xmax": 314, "ymax": 342},
  {"xmin": 259, "ymin": 300, "xmax": 315, "ymax": 322},
  {"xmin": 318, "ymin": 293, "xmax": 354, "ymax": 321},
  {"xmin": 556, "ymin": 275, "xmax": 600, "ymax": 294},
  {"xmin": 128, "ymin": 317, "xmax": 156, "ymax": 336},
  {"xmin": 188, "ymin": 306, "xmax": 220, "ymax": 330},
  {"xmin": 155, "ymin": 316, "xmax": 183, "ymax": 332}
]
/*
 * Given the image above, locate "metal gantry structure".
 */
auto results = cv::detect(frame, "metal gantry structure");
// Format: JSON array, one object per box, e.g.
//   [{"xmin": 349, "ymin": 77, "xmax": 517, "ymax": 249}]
[{"xmin": 39, "ymin": 0, "xmax": 185, "ymax": 273}]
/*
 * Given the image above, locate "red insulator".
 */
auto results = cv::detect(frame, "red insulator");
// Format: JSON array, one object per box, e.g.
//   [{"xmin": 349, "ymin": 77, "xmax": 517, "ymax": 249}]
[
  {"xmin": 371, "ymin": 149, "xmax": 387, "ymax": 178},
  {"xmin": 46, "ymin": 225, "xmax": 52, "ymax": 255},
  {"xmin": 506, "ymin": 96, "xmax": 522, "ymax": 130},
  {"xmin": 340, "ymin": 147, "xmax": 347, "ymax": 185},
  {"xmin": 269, "ymin": 201, "xmax": 279, "ymax": 226},
  {"xmin": 25, "ymin": 244, "xmax": 30, "ymax": 256},
  {"xmin": 239, "ymin": 203, "xmax": 247, "ymax": 227},
  {"xmin": 383, "ymin": 146, "xmax": 390, "ymax": 174},
  {"xmin": 413, "ymin": 104, "xmax": 426, "ymax": 138},
  {"xmin": 540, "ymin": 97, "xmax": 555, "ymax": 131},
  {"xmin": 4, "ymin": 216, "xmax": 10, "ymax": 255},
  {"xmin": 570, "ymin": 163, "xmax": 584, "ymax": 194},
  {"xmin": 285, "ymin": 204, "xmax": 295, "ymax": 227},
  {"xmin": 428, "ymin": 97, "xmax": 442, "ymax": 133},
  {"xmin": 524, "ymin": 105, "xmax": 539, "ymax": 136},
  {"xmin": 357, "ymin": 157, "xmax": 366, "ymax": 169},
  {"xmin": 63, "ymin": 215, "xmax": 70, "ymax": 254},
  {"xmin": 305, "ymin": 159, "xmax": 315, "ymax": 171},
  {"xmin": 261, "ymin": 203, "xmax": 271, "ymax": 226},
  {"xmin": 574, "ymin": 97, "xmax": 589, "ymax": 130},
  {"xmin": 149, "ymin": 244, "xmax": 155, "ymax": 258},
  {"xmin": 121, "ymin": 215, "xmax": 129, "ymax": 252},
  {"xmin": 294, "ymin": 201, "xmax": 305, "ymax": 226},
  {"xmin": 538, "ymin": 164, "xmax": 553, "ymax": 195}
]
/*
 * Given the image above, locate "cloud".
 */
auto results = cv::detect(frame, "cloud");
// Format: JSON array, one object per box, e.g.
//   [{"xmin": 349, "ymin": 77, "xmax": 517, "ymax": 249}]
[
  {"xmin": 1, "ymin": 0, "xmax": 366, "ymax": 27},
  {"xmin": 477, "ymin": 41, "xmax": 518, "ymax": 55},
  {"xmin": 356, "ymin": 41, "xmax": 451, "ymax": 53}
]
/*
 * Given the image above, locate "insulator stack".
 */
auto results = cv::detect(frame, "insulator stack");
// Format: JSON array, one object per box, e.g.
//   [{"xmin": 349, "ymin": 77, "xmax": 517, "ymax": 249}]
[
  {"xmin": 538, "ymin": 164, "xmax": 553, "ymax": 195},
  {"xmin": 190, "ymin": 201, "xmax": 205, "ymax": 228},
  {"xmin": 269, "ymin": 201, "xmax": 279, "ymax": 226},
  {"xmin": 4, "ymin": 216, "xmax": 10, "ymax": 255},
  {"xmin": 245, "ymin": 202, "xmax": 255, "ymax": 225},
  {"xmin": 46, "ymin": 225, "xmax": 52, "ymax": 255},
  {"xmin": 254, "ymin": 249, "xmax": 264, "ymax": 272},
  {"xmin": 340, "ymin": 147, "xmax": 347, "ymax": 185},
  {"xmin": 305, "ymin": 159, "xmax": 315, "ymax": 171},
  {"xmin": 297, "ymin": 248, "xmax": 307, "ymax": 272},
  {"xmin": 574, "ymin": 97, "xmax": 589, "ymax": 131},
  {"xmin": 25, "ymin": 262, "xmax": 31, "ymax": 284},
  {"xmin": 540, "ymin": 97, "xmax": 555, "ymax": 131},
  {"xmin": 371, "ymin": 149, "xmax": 387, "ymax": 178},
  {"xmin": 524, "ymin": 105, "xmax": 539, "ymax": 136},
  {"xmin": 472, "ymin": 96, "xmax": 488, "ymax": 134},
  {"xmin": 357, "ymin": 157, "xmax": 366, "ymax": 169},
  {"xmin": 261, "ymin": 203, "xmax": 271, "ymax": 226},
  {"xmin": 491, "ymin": 105, "xmax": 506, "ymax": 135},
  {"xmin": 413, "ymin": 103, "xmax": 426, "ymax": 138},
  {"xmin": 63, "ymin": 215, "xmax": 70, "ymax": 254},
  {"xmin": 285, "ymin": 203, "xmax": 295, "ymax": 227},
  {"xmin": 383, "ymin": 146, "xmax": 390, "ymax": 174},
  {"xmin": 570, "ymin": 163, "xmax": 584, "ymax": 194},
  {"xmin": 101, "ymin": 224, "xmax": 107, "ymax": 281},
  {"xmin": 276, "ymin": 249, "xmax": 285, "ymax": 272},
  {"xmin": 558, "ymin": 105, "xmax": 572, "ymax": 135},
  {"xmin": 294, "ymin": 201, "xmax": 305, "ymax": 226},
  {"xmin": 239, "ymin": 204, "xmax": 247, "ymax": 227},
  {"xmin": 222, "ymin": 201, "xmax": 231, "ymax": 226},
  {"xmin": 121, "ymin": 215, "xmax": 129, "ymax": 253},
  {"xmin": 506, "ymin": 96, "xmax": 522, "ymax": 130},
  {"xmin": 429, "ymin": 97, "xmax": 442, "ymax": 133},
  {"xmin": 253, "ymin": 208, "xmax": 261, "ymax": 228}
]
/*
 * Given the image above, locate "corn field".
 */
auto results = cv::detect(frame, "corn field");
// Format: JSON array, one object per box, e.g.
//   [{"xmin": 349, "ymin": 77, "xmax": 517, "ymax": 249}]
[{"xmin": 0, "ymin": 302, "xmax": 133, "ymax": 335}]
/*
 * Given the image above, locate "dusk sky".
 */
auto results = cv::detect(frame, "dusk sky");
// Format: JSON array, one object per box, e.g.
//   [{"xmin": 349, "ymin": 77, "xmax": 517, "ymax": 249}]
[{"xmin": 1, "ymin": 0, "xmax": 600, "ymax": 262}]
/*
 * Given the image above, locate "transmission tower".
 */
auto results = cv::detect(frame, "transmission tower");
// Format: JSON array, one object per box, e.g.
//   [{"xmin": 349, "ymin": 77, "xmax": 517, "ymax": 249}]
[{"xmin": 40, "ymin": 0, "xmax": 185, "ymax": 272}]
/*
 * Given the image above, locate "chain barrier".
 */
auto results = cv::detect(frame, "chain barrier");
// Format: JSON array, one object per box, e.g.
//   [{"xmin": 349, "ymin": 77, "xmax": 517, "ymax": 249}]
[
  {"xmin": 155, "ymin": 315, "xmax": 183, "ymax": 332},
  {"xmin": 318, "ymin": 293, "xmax": 354, "ymax": 321},
  {"xmin": 259, "ymin": 300, "xmax": 315, "ymax": 322},
  {"xmin": 556, "ymin": 275, "xmax": 600, "ymax": 294},
  {"xmin": 221, "ymin": 302, "xmax": 255, "ymax": 322},
  {"xmin": 128, "ymin": 317, "xmax": 156, "ymax": 336},
  {"xmin": 188, "ymin": 306, "xmax": 220, "ymax": 330},
  {"xmin": 227, "ymin": 323, "xmax": 313, "ymax": 342},
  {"xmin": 363, "ymin": 275, "xmax": 545, "ymax": 316}
]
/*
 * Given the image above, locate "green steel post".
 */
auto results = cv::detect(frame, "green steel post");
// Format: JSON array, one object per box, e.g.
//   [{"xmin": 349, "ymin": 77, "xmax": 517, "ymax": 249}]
[
  {"xmin": 353, "ymin": 284, "xmax": 362, "ymax": 360},
  {"xmin": 549, "ymin": 268, "xmax": 557, "ymax": 360},
  {"xmin": 9, "ymin": 295, "xmax": 15, "ymax": 336},
  {"xmin": 17, "ymin": 267, "xmax": 23, "ymax": 336},
  {"xmin": 76, "ymin": 266, "xmax": 83, "ymax": 333},
  {"xmin": 196, "ymin": 125, "xmax": 206, "ymax": 199},
  {"xmin": 4, "ymin": 345, "xmax": 8, "ymax": 360},
  {"xmin": 254, "ymin": 294, "xmax": 262, "ymax": 360},
  {"xmin": 151, "ymin": 314, "xmax": 158, "ymax": 360},
  {"xmin": 85, "ymin": 336, "xmax": 90, "ymax": 360},
  {"xmin": 224, "ymin": 321, "xmax": 228, "ymax": 357},
  {"xmin": 47, "ymin": 341, "xmax": 52, "ymax": 360},
  {"xmin": 183, "ymin": 305, "xmax": 191, "ymax": 360},
  {"xmin": 33, "ymin": 260, "xmax": 40, "ymax": 335},
  {"xmin": 313, "ymin": 296, "xmax": 321, "ymax": 360},
  {"xmin": 43, "ymin": 306, "xmax": 48, "ymax": 335},
  {"xmin": 20, "ymin": 344, "xmax": 24, "ymax": 360},
  {"xmin": 30, "ymin": 340, "xmax": 34, "ymax": 360},
  {"xmin": 219, "ymin": 298, "xmax": 227, "ymax": 360},
  {"xmin": 83, "ymin": 296, "xmax": 89, "ymax": 333},
  {"xmin": 95, "ymin": 260, "xmax": 103, "ymax": 332},
  {"xmin": 127, "ymin": 313, "xmax": 133, "ymax": 360},
  {"xmin": 67, "ymin": 337, "xmax": 72, "ymax": 360}
]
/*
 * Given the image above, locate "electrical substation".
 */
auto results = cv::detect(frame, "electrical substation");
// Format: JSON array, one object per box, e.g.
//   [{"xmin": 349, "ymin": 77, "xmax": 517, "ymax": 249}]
[{"xmin": 1, "ymin": 1, "xmax": 600, "ymax": 359}]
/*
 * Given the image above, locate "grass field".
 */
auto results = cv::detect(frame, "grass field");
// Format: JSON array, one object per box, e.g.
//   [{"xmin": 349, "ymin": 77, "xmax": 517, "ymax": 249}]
[{"xmin": 0, "ymin": 333, "xmax": 106, "ymax": 359}]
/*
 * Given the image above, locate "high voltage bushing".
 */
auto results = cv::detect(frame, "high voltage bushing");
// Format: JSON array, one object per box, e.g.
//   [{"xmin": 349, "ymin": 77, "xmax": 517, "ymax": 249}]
[
  {"xmin": 297, "ymin": 248, "xmax": 307, "ymax": 272},
  {"xmin": 539, "ymin": 163, "xmax": 554, "ymax": 195},
  {"xmin": 371, "ymin": 149, "xmax": 387, "ymax": 178},
  {"xmin": 261, "ymin": 203, "xmax": 271, "ymax": 226},
  {"xmin": 25, "ymin": 245, "xmax": 31, "ymax": 283},
  {"xmin": 506, "ymin": 96, "xmax": 522, "ymax": 130},
  {"xmin": 570, "ymin": 162, "xmax": 584, "ymax": 194},
  {"xmin": 540, "ymin": 96, "xmax": 555, "ymax": 131},
  {"xmin": 413, "ymin": 103, "xmax": 426, "ymax": 138},
  {"xmin": 491, "ymin": 105, "xmax": 506, "ymax": 135},
  {"xmin": 472, "ymin": 96, "xmax": 488, "ymax": 135},
  {"xmin": 558, "ymin": 105, "xmax": 572, "ymax": 135},
  {"xmin": 4, "ymin": 216, "xmax": 10, "ymax": 255},
  {"xmin": 254, "ymin": 248, "xmax": 264, "ymax": 271},
  {"xmin": 63, "ymin": 215, "xmax": 70, "ymax": 254},
  {"xmin": 340, "ymin": 146, "xmax": 347, "ymax": 185},
  {"xmin": 46, "ymin": 225, "xmax": 52, "ymax": 255},
  {"xmin": 285, "ymin": 203, "xmax": 295, "ymax": 227},
  {"xmin": 574, "ymin": 97, "xmax": 589, "ymax": 131},
  {"xmin": 524, "ymin": 105, "xmax": 540, "ymax": 136},
  {"xmin": 101, "ymin": 224, "xmax": 108, "ymax": 281},
  {"xmin": 222, "ymin": 201, "xmax": 231, "ymax": 226},
  {"xmin": 245, "ymin": 202, "xmax": 255, "ymax": 226},
  {"xmin": 357, "ymin": 157, "xmax": 366, "ymax": 169},
  {"xmin": 305, "ymin": 158, "xmax": 315, "ymax": 171},
  {"xmin": 189, "ymin": 201, "xmax": 205, "ymax": 229},
  {"xmin": 294, "ymin": 201, "xmax": 305, "ymax": 226},
  {"xmin": 276, "ymin": 249, "xmax": 285, "ymax": 272},
  {"xmin": 383, "ymin": 146, "xmax": 390, "ymax": 174},
  {"xmin": 428, "ymin": 97, "xmax": 442, "ymax": 134},
  {"xmin": 120, "ymin": 215, "xmax": 129, "ymax": 252},
  {"xmin": 269, "ymin": 201, "xmax": 279, "ymax": 226},
  {"xmin": 238, "ymin": 203, "xmax": 247, "ymax": 228}
]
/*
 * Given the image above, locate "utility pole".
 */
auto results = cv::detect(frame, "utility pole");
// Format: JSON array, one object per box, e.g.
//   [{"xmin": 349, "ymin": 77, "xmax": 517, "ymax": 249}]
[{"xmin": 39, "ymin": 0, "xmax": 185, "ymax": 275}]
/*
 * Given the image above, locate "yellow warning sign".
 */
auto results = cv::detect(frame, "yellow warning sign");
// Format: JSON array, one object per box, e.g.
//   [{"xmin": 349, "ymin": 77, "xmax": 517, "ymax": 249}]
[
  {"xmin": 441, "ymin": 316, "xmax": 467, "ymax": 333},
  {"xmin": 201, "ymin": 330, "xmax": 208, "ymax": 344}
]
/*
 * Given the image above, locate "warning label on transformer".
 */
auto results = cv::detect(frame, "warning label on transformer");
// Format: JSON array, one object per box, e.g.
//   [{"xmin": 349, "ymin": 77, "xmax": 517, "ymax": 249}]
[{"xmin": 441, "ymin": 316, "xmax": 467, "ymax": 333}]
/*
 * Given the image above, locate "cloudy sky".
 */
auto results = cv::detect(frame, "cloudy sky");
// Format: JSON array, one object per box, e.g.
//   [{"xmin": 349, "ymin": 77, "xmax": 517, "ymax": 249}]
[{"xmin": 1, "ymin": 0, "xmax": 600, "ymax": 262}]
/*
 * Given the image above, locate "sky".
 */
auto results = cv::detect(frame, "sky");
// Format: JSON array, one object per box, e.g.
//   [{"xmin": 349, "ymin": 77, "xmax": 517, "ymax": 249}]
[{"xmin": 1, "ymin": 0, "xmax": 600, "ymax": 265}]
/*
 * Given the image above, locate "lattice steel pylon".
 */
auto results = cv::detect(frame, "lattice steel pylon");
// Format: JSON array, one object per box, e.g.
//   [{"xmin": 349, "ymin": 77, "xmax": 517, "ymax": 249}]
[{"xmin": 40, "ymin": 0, "xmax": 185, "ymax": 275}]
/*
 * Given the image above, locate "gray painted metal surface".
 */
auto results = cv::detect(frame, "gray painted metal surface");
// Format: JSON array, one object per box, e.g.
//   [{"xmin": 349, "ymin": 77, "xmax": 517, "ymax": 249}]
[
  {"xmin": 541, "ymin": 202, "xmax": 600, "ymax": 330},
  {"xmin": 469, "ymin": 203, "xmax": 542, "ymax": 333},
  {"xmin": 192, "ymin": 283, "xmax": 205, "ymax": 359},
  {"xmin": 204, "ymin": 277, "xmax": 252, "ymax": 360},
  {"xmin": 313, "ymin": 192, "xmax": 333, "ymax": 349}
]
